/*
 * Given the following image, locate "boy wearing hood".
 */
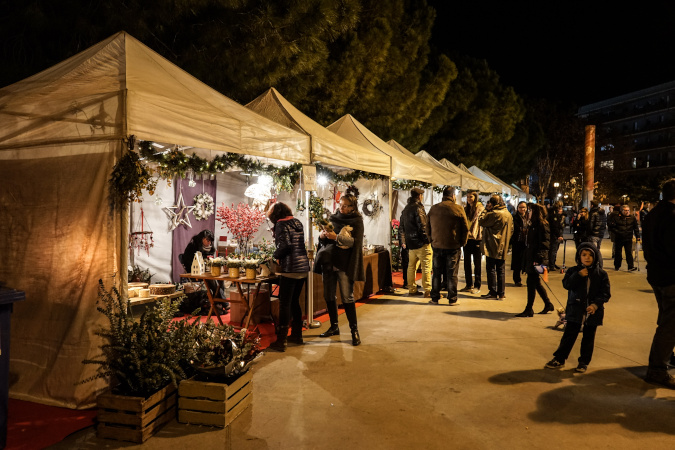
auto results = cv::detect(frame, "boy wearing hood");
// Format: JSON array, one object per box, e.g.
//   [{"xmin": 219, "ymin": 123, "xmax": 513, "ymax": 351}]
[{"xmin": 545, "ymin": 243, "xmax": 611, "ymax": 372}]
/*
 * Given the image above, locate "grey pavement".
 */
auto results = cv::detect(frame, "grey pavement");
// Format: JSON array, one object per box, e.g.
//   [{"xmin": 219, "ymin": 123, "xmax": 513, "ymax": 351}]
[{"xmin": 54, "ymin": 237, "xmax": 675, "ymax": 449}]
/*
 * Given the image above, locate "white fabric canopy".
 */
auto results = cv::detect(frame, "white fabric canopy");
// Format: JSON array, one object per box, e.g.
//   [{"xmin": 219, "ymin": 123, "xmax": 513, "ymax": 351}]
[
  {"xmin": 438, "ymin": 158, "xmax": 500, "ymax": 193},
  {"xmin": 0, "ymin": 32, "xmax": 309, "ymax": 162},
  {"xmin": 483, "ymin": 170, "xmax": 520, "ymax": 198},
  {"xmin": 468, "ymin": 166, "xmax": 518, "ymax": 197},
  {"xmin": 328, "ymin": 115, "xmax": 446, "ymax": 185},
  {"xmin": 246, "ymin": 88, "xmax": 391, "ymax": 176},
  {"xmin": 387, "ymin": 142, "xmax": 462, "ymax": 187}
]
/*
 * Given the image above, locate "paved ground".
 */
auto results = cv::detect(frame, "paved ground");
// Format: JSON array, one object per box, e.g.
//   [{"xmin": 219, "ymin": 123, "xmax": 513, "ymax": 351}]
[{"xmin": 54, "ymin": 238, "xmax": 675, "ymax": 449}]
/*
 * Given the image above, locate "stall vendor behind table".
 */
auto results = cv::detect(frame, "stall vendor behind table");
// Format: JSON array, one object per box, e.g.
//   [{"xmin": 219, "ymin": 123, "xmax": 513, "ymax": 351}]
[{"xmin": 183, "ymin": 230, "xmax": 229, "ymax": 312}]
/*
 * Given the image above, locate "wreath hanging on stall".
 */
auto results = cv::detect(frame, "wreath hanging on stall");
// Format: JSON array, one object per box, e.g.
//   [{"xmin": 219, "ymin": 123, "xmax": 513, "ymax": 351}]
[
  {"xmin": 193, "ymin": 192, "xmax": 215, "ymax": 221},
  {"xmin": 362, "ymin": 198, "xmax": 383, "ymax": 219}
]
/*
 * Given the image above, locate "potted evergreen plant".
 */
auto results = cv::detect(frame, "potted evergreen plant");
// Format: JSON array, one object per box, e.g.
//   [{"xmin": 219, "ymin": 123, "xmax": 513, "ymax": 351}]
[
  {"xmin": 210, "ymin": 257, "xmax": 225, "ymax": 276},
  {"xmin": 226, "ymin": 256, "xmax": 242, "ymax": 278}
]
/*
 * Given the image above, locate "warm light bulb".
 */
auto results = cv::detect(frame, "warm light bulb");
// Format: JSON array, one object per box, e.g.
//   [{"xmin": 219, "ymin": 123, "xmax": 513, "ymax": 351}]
[{"xmin": 317, "ymin": 174, "xmax": 329, "ymax": 186}]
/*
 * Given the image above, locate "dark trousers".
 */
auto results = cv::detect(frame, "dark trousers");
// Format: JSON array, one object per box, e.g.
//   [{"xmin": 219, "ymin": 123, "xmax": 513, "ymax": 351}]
[
  {"xmin": 511, "ymin": 243, "xmax": 525, "ymax": 284},
  {"xmin": 278, "ymin": 276, "xmax": 306, "ymax": 329},
  {"xmin": 432, "ymin": 248, "xmax": 461, "ymax": 302},
  {"xmin": 525, "ymin": 266, "xmax": 551, "ymax": 310},
  {"xmin": 486, "ymin": 257, "xmax": 506, "ymax": 296},
  {"xmin": 463, "ymin": 240, "xmax": 482, "ymax": 289},
  {"xmin": 401, "ymin": 246, "xmax": 409, "ymax": 286},
  {"xmin": 553, "ymin": 321, "xmax": 598, "ymax": 365},
  {"xmin": 613, "ymin": 239, "xmax": 633, "ymax": 269},
  {"xmin": 647, "ymin": 284, "xmax": 675, "ymax": 377},
  {"xmin": 549, "ymin": 238, "xmax": 562, "ymax": 268}
]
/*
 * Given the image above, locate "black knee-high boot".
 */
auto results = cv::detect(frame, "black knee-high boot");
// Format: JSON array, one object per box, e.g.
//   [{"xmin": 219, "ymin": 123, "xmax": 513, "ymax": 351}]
[
  {"xmin": 319, "ymin": 301, "xmax": 340, "ymax": 337},
  {"xmin": 343, "ymin": 302, "xmax": 361, "ymax": 346}
]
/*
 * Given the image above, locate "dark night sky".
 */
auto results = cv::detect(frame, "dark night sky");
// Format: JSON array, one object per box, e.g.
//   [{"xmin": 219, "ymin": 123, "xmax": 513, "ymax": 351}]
[{"xmin": 428, "ymin": 1, "xmax": 675, "ymax": 106}]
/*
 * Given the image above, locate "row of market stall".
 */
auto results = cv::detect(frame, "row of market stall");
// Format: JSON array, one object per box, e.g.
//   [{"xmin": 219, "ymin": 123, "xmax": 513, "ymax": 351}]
[{"xmin": 0, "ymin": 31, "xmax": 532, "ymax": 408}]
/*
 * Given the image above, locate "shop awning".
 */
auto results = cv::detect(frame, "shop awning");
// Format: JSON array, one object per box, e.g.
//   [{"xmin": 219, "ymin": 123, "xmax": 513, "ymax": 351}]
[{"xmin": 387, "ymin": 144, "xmax": 462, "ymax": 187}]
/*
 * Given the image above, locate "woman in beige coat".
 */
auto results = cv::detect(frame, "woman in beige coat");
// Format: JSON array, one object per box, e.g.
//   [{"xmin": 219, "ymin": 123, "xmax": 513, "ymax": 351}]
[{"xmin": 460, "ymin": 192, "xmax": 484, "ymax": 294}]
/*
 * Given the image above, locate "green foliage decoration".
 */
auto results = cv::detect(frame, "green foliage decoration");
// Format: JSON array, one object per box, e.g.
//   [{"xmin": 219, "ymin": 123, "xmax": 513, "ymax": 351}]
[
  {"xmin": 392, "ymin": 179, "xmax": 431, "ymax": 191},
  {"xmin": 108, "ymin": 150, "xmax": 157, "ymax": 209},
  {"xmin": 80, "ymin": 279, "xmax": 260, "ymax": 397}
]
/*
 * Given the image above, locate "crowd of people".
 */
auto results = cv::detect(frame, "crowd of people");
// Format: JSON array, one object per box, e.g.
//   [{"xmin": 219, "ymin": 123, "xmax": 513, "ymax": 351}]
[{"xmin": 182, "ymin": 178, "xmax": 675, "ymax": 387}]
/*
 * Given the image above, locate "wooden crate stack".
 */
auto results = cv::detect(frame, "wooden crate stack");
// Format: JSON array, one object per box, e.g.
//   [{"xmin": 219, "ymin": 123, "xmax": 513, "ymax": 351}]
[
  {"xmin": 178, "ymin": 370, "xmax": 253, "ymax": 427},
  {"xmin": 96, "ymin": 383, "xmax": 177, "ymax": 443}
]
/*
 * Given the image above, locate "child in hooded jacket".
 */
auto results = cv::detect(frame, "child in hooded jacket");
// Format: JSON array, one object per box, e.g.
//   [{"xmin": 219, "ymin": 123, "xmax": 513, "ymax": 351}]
[{"xmin": 545, "ymin": 242, "xmax": 611, "ymax": 372}]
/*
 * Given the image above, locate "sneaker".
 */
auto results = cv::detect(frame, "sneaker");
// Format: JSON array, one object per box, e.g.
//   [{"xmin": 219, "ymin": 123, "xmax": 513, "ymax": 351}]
[
  {"xmin": 448, "ymin": 300, "xmax": 460, "ymax": 306},
  {"xmin": 628, "ymin": 267, "xmax": 638, "ymax": 272},
  {"xmin": 545, "ymin": 359, "xmax": 565, "ymax": 369},
  {"xmin": 481, "ymin": 293, "xmax": 499, "ymax": 300},
  {"xmin": 481, "ymin": 292, "xmax": 497, "ymax": 298},
  {"xmin": 645, "ymin": 373, "xmax": 675, "ymax": 389},
  {"xmin": 423, "ymin": 291, "xmax": 432, "ymax": 298},
  {"xmin": 409, "ymin": 290, "xmax": 423, "ymax": 296},
  {"xmin": 575, "ymin": 364, "xmax": 588, "ymax": 373},
  {"xmin": 459, "ymin": 286, "xmax": 472, "ymax": 292},
  {"xmin": 471, "ymin": 288, "xmax": 481, "ymax": 294},
  {"xmin": 497, "ymin": 295, "xmax": 506, "ymax": 300},
  {"xmin": 428, "ymin": 299, "xmax": 439, "ymax": 305}
]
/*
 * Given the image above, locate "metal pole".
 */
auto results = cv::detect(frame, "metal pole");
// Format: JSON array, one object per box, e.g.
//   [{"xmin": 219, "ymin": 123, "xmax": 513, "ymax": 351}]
[{"xmin": 305, "ymin": 185, "xmax": 321, "ymax": 329}]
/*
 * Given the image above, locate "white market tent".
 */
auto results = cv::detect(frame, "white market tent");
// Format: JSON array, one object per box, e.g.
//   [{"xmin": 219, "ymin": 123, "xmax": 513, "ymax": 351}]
[
  {"xmin": 0, "ymin": 32, "xmax": 311, "ymax": 408},
  {"xmin": 483, "ymin": 170, "xmax": 520, "ymax": 198},
  {"xmin": 246, "ymin": 88, "xmax": 390, "ymax": 176},
  {"xmin": 440, "ymin": 158, "xmax": 501, "ymax": 193},
  {"xmin": 387, "ymin": 142, "xmax": 462, "ymax": 187},
  {"xmin": 468, "ymin": 166, "xmax": 518, "ymax": 198},
  {"xmin": 327, "ymin": 115, "xmax": 444, "ymax": 185},
  {"xmin": 510, "ymin": 183, "xmax": 536, "ymax": 202}
]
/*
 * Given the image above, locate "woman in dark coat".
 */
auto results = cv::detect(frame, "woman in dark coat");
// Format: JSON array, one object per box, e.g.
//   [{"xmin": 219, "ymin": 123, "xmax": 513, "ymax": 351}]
[
  {"xmin": 267, "ymin": 202, "xmax": 310, "ymax": 352},
  {"xmin": 516, "ymin": 203, "xmax": 553, "ymax": 317},
  {"xmin": 315, "ymin": 192, "xmax": 364, "ymax": 346},
  {"xmin": 510, "ymin": 201, "xmax": 528, "ymax": 286},
  {"xmin": 573, "ymin": 207, "xmax": 590, "ymax": 249}
]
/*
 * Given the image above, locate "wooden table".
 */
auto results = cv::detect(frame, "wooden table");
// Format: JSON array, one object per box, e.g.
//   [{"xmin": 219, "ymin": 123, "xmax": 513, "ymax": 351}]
[{"xmin": 179, "ymin": 273, "xmax": 278, "ymax": 329}]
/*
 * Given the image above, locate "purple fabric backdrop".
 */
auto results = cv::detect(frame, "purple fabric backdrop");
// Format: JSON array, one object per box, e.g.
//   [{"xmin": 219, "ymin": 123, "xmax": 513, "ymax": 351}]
[{"xmin": 171, "ymin": 178, "xmax": 217, "ymax": 282}]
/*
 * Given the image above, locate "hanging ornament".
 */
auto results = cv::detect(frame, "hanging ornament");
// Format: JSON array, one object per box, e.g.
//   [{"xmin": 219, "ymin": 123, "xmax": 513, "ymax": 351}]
[
  {"xmin": 129, "ymin": 206, "xmax": 154, "ymax": 256},
  {"xmin": 163, "ymin": 188, "xmax": 195, "ymax": 230},
  {"xmin": 188, "ymin": 170, "xmax": 196, "ymax": 188},
  {"xmin": 193, "ymin": 192, "xmax": 214, "ymax": 220},
  {"xmin": 154, "ymin": 195, "xmax": 163, "ymax": 206}
]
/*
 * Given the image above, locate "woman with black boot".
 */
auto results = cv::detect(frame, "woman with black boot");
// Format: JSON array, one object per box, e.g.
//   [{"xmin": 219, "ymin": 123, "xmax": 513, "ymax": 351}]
[
  {"xmin": 510, "ymin": 201, "xmax": 528, "ymax": 287},
  {"xmin": 516, "ymin": 203, "xmax": 554, "ymax": 317},
  {"xmin": 267, "ymin": 202, "xmax": 310, "ymax": 352},
  {"xmin": 315, "ymin": 192, "xmax": 364, "ymax": 346}
]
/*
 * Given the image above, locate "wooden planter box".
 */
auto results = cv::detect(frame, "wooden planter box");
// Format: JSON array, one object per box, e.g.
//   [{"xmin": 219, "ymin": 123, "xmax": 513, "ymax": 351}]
[
  {"xmin": 96, "ymin": 383, "xmax": 177, "ymax": 443},
  {"xmin": 178, "ymin": 370, "xmax": 253, "ymax": 428}
]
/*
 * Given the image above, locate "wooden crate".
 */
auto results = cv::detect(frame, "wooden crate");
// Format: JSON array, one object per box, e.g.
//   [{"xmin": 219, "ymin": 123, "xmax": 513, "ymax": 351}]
[
  {"xmin": 178, "ymin": 370, "xmax": 253, "ymax": 427},
  {"xmin": 96, "ymin": 383, "xmax": 177, "ymax": 443}
]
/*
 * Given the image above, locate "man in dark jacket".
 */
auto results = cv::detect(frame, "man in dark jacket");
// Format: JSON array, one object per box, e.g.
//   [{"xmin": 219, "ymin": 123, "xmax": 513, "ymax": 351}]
[
  {"xmin": 399, "ymin": 187, "xmax": 432, "ymax": 296},
  {"xmin": 588, "ymin": 200, "xmax": 606, "ymax": 250},
  {"xmin": 643, "ymin": 179, "xmax": 675, "ymax": 388},
  {"xmin": 548, "ymin": 201, "xmax": 566, "ymax": 270},
  {"xmin": 608, "ymin": 204, "xmax": 640, "ymax": 271},
  {"xmin": 427, "ymin": 187, "xmax": 469, "ymax": 305}
]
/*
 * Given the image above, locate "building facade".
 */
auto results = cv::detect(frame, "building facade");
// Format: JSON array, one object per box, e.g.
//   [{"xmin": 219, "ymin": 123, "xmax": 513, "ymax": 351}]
[{"xmin": 578, "ymin": 81, "xmax": 675, "ymax": 178}]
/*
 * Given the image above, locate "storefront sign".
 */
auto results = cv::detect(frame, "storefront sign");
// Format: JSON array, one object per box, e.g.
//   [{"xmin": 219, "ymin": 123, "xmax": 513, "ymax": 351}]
[{"xmin": 303, "ymin": 165, "xmax": 317, "ymax": 191}]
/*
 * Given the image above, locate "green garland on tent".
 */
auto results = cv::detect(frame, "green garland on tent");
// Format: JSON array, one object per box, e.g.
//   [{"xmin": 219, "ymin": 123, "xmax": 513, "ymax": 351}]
[
  {"xmin": 137, "ymin": 140, "xmax": 302, "ymax": 192},
  {"xmin": 392, "ymin": 179, "xmax": 431, "ymax": 191},
  {"xmin": 315, "ymin": 164, "xmax": 387, "ymax": 184}
]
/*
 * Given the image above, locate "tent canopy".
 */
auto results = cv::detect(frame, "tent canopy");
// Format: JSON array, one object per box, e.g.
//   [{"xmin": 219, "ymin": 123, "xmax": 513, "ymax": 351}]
[
  {"xmin": 0, "ymin": 32, "xmax": 309, "ymax": 163},
  {"xmin": 328, "ymin": 115, "xmax": 445, "ymax": 185},
  {"xmin": 246, "ymin": 88, "xmax": 390, "ymax": 176},
  {"xmin": 438, "ymin": 158, "xmax": 500, "ymax": 193},
  {"xmin": 468, "ymin": 166, "xmax": 517, "ymax": 197},
  {"xmin": 387, "ymin": 143, "xmax": 462, "ymax": 187}
]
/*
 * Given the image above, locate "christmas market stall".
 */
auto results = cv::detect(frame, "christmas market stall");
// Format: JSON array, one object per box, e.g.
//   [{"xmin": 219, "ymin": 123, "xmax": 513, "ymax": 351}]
[
  {"xmin": 0, "ymin": 31, "xmax": 310, "ymax": 408},
  {"xmin": 246, "ymin": 88, "xmax": 395, "ymax": 313}
]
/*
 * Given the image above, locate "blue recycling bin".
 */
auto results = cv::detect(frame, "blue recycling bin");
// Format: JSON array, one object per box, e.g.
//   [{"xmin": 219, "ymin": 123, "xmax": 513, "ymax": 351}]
[{"xmin": 0, "ymin": 287, "xmax": 25, "ymax": 449}]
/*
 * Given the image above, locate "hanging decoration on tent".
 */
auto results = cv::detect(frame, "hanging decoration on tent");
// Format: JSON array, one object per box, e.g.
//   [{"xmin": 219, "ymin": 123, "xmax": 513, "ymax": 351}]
[
  {"xmin": 188, "ymin": 170, "xmax": 197, "ymax": 188},
  {"xmin": 129, "ymin": 206, "xmax": 154, "ymax": 256},
  {"xmin": 391, "ymin": 179, "xmax": 431, "ymax": 191},
  {"xmin": 163, "ymin": 188, "xmax": 195, "ymax": 231},
  {"xmin": 193, "ymin": 192, "xmax": 214, "ymax": 221},
  {"xmin": 309, "ymin": 194, "xmax": 332, "ymax": 232},
  {"xmin": 362, "ymin": 197, "xmax": 383, "ymax": 220},
  {"xmin": 154, "ymin": 195, "xmax": 163, "ymax": 206}
]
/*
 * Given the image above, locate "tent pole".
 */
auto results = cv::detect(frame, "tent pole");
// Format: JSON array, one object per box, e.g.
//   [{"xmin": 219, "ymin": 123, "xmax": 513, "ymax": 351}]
[{"xmin": 305, "ymin": 188, "xmax": 321, "ymax": 329}]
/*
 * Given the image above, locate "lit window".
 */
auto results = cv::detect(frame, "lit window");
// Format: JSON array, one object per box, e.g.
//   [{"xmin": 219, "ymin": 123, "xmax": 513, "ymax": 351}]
[
  {"xmin": 632, "ymin": 157, "xmax": 637, "ymax": 168},
  {"xmin": 600, "ymin": 160, "xmax": 614, "ymax": 170}
]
